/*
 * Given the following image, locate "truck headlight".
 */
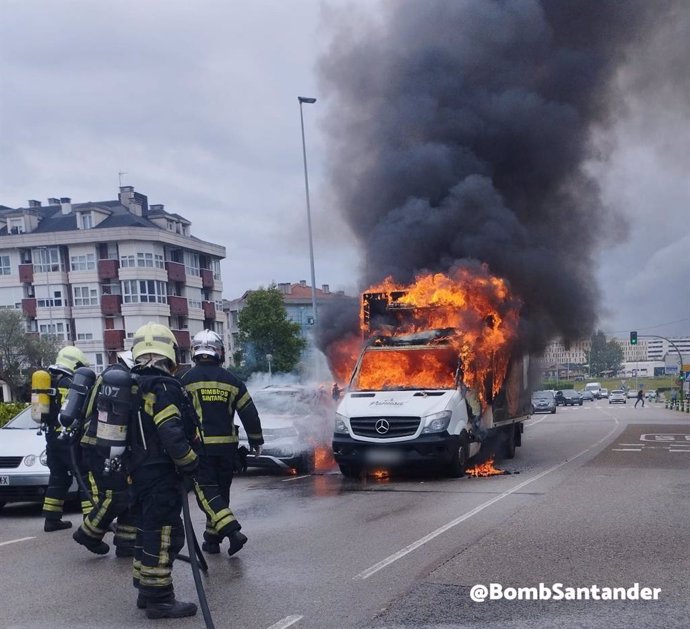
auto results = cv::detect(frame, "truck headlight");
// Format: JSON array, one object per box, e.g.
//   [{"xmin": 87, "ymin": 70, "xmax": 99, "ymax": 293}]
[
  {"xmin": 334, "ymin": 413, "xmax": 349, "ymax": 434},
  {"xmin": 24, "ymin": 454, "xmax": 36, "ymax": 467},
  {"xmin": 421, "ymin": 411, "xmax": 451, "ymax": 434},
  {"xmin": 40, "ymin": 449, "xmax": 48, "ymax": 466}
]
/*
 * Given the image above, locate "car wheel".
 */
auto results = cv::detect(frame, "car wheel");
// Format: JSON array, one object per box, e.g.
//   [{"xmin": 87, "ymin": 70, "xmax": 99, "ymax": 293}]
[
  {"xmin": 504, "ymin": 425, "xmax": 517, "ymax": 459},
  {"xmin": 551, "ymin": 407, "xmax": 556, "ymax": 414},
  {"xmin": 338, "ymin": 464, "xmax": 362, "ymax": 479},
  {"xmin": 447, "ymin": 433, "xmax": 470, "ymax": 478}
]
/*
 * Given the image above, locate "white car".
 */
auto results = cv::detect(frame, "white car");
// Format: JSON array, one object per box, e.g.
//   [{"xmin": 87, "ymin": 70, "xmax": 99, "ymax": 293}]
[
  {"xmin": 1, "ymin": 406, "xmax": 50, "ymax": 510},
  {"xmin": 609, "ymin": 390, "xmax": 627, "ymax": 404},
  {"xmin": 599, "ymin": 388, "xmax": 609, "ymax": 399}
]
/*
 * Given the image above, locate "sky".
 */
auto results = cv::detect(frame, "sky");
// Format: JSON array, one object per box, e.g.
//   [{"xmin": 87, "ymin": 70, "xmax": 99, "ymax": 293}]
[{"xmin": 1, "ymin": 0, "xmax": 688, "ymax": 340}]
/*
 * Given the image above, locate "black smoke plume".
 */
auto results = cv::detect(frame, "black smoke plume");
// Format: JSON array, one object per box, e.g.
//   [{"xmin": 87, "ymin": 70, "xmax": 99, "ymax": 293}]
[{"xmin": 317, "ymin": 0, "xmax": 671, "ymax": 352}]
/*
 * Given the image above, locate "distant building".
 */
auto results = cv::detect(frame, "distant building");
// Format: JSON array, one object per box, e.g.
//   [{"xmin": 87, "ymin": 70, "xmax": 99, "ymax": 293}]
[
  {"xmin": 0, "ymin": 186, "xmax": 225, "ymax": 371},
  {"xmin": 224, "ymin": 280, "xmax": 346, "ymax": 362}
]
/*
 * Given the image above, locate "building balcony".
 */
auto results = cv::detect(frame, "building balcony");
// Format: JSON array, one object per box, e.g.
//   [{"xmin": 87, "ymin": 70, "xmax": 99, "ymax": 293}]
[
  {"xmin": 97, "ymin": 259, "xmax": 120, "ymax": 281},
  {"xmin": 201, "ymin": 268, "xmax": 214, "ymax": 290},
  {"xmin": 202, "ymin": 300, "xmax": 216, "ymax": 320},
  {"xmin": 101, "ymin": 294, "xmax": 122, "ymax": 316},
  {"xmin": 104, "ymin": 329, "xmax": 126, "ymax": 351},
  {"xmin": 172, "ymin": 330, "xmax": 191, "ymax": 350},
  {"xmin": 18, "ymin": 264, "xmax": 33, "ymax": 283},
  {"xmin": 168, "ymin": 295, "xmax": 189, "ymax": 316},
  {"xmin": 22, "ymin": 298, "xmax": 37, "ymax": 318},
  {"xmin": 165, "ymin": 261, "xmax": 186, "ymax": 283}
]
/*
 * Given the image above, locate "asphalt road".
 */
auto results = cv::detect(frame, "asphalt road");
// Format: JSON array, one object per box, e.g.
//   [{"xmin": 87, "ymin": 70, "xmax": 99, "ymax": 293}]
[{"xmin": 1, "ymin": 400, "xmax": 688, "ymax": 629}]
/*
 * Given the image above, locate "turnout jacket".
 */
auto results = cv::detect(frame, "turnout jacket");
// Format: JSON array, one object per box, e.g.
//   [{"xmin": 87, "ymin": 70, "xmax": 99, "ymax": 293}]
[
  {"xmin": 128, "ymin": 367, "xmax": 199, "ymax": 474},
  {"xmin": 181, "ymin": 362, "xmax": 263, "ymax": 456}
]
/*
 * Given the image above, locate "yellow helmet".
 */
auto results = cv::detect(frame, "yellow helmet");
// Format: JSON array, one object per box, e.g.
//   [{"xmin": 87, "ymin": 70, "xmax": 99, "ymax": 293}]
[
  {"xmin": 131, "ymin": 322, "xmax": 179, "ymax": 366},
  {"xmin": 53, "ymin": 345, "xmax": 90, "ymax": 375}
]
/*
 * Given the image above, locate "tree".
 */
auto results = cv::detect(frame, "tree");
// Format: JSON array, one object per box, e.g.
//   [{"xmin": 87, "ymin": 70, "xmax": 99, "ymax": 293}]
[
  {"xmin": 0, "ymin": 310, "xmax": 61, "ymax": 400},
  {"xmin": 236, "ymin": 286, "xmax": 307, "ymax": 374},
  {"xmin": 586, "ymin": 330, "xmax": 623, "ymax": 377}
]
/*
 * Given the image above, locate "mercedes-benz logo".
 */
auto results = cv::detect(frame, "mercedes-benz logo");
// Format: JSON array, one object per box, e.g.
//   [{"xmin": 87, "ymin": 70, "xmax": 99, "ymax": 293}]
[{"xmin": 375, "ymin": 418, "xmax": 390, "ymax": 434}]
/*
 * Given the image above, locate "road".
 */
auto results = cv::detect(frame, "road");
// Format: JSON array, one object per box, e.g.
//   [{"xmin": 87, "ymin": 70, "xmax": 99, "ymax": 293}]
[{"xmin": 1, "ymin": 400, "xmax": 688, "ymax": 629}]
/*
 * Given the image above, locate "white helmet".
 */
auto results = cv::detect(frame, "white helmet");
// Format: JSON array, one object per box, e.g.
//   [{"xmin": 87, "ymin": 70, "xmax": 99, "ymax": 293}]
[{"xmin": 192, "ymin": 329, "xmax": 224, "ymax": 363}]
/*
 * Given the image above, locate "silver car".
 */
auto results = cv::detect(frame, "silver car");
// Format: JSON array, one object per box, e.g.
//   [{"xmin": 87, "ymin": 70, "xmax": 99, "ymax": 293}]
[{"xmin": 531, "ymin": 390, "xmax": 557, "ymax": 414}]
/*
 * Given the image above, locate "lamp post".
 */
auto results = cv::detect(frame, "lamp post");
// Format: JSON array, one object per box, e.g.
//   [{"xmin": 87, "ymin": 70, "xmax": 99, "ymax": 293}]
[
  {"xmin": 266, "ymin": 354, "xmax": 273, "ymax": 379},
  {"xmin": 298, "ymin": 96, "xmax": 318, "ymax": 329}
]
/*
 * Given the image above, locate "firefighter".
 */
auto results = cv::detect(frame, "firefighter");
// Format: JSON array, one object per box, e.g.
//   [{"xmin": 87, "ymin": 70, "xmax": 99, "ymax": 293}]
[
  {"xmin": 72, "ymin": 351, "xmax": 136, "ymax": 556},
  {"xmin": 41, "ymin": 345, "xmax": 90, "ymax": 532},
  {"xmin": 180, "ymin": 329, "xmax": 263, "ymax": 556},
  {"xmin": 128, "ymin": 322, "xmax": 198, "ymax": 619}
]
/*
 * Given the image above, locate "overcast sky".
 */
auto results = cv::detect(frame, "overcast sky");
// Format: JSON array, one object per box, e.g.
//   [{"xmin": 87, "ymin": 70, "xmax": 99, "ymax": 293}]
[{"xmin": 1, "ymin": 0, "xmax": 688, "ymax": 339}]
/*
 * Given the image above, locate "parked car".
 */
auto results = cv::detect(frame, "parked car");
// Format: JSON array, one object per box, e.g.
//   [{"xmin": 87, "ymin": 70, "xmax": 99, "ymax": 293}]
[
  {"xmin": 626, "ymin": 389, "xmax": 639, "ymax": 399},
  {"xmin": 645, "ymin": 390, "xmax": 658, "ymax": 401},
  {"xmin": 609, "ymin": 390, "xmax": 627, "ymax": 404},
  {"xmin": 580, "ymin": 390, "xmax": 595, "ymax": 401},
  {"xmin": 557, "ymin": 389, "xmax": 583, "ymax": 406},
  {"xmin": 0, "ymin": 406, "xmax": 76, "ymax": 510},
  {"xmin": 239, "ymin": 385, "xmax": 334, "ymax": 474},
  {"xmin": 531, "ymin": 390, "xmax": 557, "ymax": 414},
  {"xmin": 599, "ymin": 388, "xmax": 609, "ymax": 399}
]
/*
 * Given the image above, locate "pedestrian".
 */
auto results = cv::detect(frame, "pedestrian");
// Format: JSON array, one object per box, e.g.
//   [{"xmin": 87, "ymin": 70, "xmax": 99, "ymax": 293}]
[
  {"xmin": 72, "ymin": 351, "xmax": 136, "ymax": 557},
  {"xmin": 40, "ymin": 346, "xmax": 91, "ymax": 532},
  {"xmin": 332, "ymin": 382, "xmax": 342, "ymax": 401},
  {"xmin": 128, "ymin": 322, "xmax": 199, "ymax": 619},
  {"xmin": 181, "ymin": 329, "xmax": 263, "ymax": 557},
  {"xmin": 635, "ymin": 388, "xmax": 645, "ymax": 408}
]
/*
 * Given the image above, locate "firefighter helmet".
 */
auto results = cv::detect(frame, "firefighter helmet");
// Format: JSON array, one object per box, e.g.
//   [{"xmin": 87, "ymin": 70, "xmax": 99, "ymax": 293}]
[
  {"xmin": 191, "ymin": 329, "xmax": 224, "ymax": 363},
  {"xmin": 51, "ymin": 345, "xmax": 90, "ymax": 376},
  {"xmin": 116, "ymin": 350, "xmax": 134, "ymax": 370},
  {"xmin": 131, "ymin": 322, "xmax": 179, "ymax": 368}
]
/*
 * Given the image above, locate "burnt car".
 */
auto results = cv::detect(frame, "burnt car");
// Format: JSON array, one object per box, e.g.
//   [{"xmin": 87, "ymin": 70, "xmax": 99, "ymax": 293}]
[
  {"xmin": 531, "ymin": 390, "xmax": 557, "ymax": 414},
  {"xmin": 556, "ymin": 389, "xmax": 583, "ymax": 406}
]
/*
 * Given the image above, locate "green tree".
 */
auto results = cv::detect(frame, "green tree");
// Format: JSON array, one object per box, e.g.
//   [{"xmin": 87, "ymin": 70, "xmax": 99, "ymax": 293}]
[
  {"xmin": 586, "ymin": 330, "xmax": 624, "ymax": 377},
  {"xmin": 0, "ymin": 310, "xmax": 61, "ymax": 400},
  {"xmin": 236, "ymin": 286, "xmax": 307, "ymax": 374}
]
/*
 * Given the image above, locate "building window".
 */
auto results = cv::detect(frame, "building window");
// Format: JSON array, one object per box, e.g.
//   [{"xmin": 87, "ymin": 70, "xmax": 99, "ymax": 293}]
[
  {"xmin": 33, "ymin": 247, "xmax": 63, "ymax": 272},
  {"xmin": 122, "ymin": 279, "xmax": 167, "ymax": 304},
  {"xmin": 39, "ymin": 322, "xmax": 70, "ymax": 340},
  {"xmin": 188, "ymin": 289, "xmax": 203, "ymax": 310},
  {"xmin": 137, "ymin": 252, "xmax": 154, "ymax": 268},
  {"xmin": 70, "ymin": 253, "xmax": 96, "ymax": 271},
  {"xmin": 0, "ymin": 255, "xmax": 10, "ymax": 275},
  {"xmin": 95, "ymin": 353, "xmax": 104, "ymax": 374},
  {"xmin": 8, "ymin": 218, "xmax": 25, "ymax": 234},
  {"xmin": 211, "ymin": 258, "xmax": 221, "ymax": 280},
  {"xmin": 184, "ymin": 251, "xmax": 200, "ymax": 276},
  {"xmin": 120, "ymin": 252, "xmax": 165, "ymax": 269},
  {"xmin": 81, "ymin": 213, "xmax": 93, "ymax": 229},
  {"xmin": 73, "ymin": 285, "xmax": 98, "ymax": 306},
  {"xmin": 155, "ymin": 254, "xmax": 164, "ymax": 269},
  {"xmin": 37, "ymin": 290, "xmax": 63, "ymax": 308},
  {"xmin": 120, "ymin": 254, "xmax": 135, "ymax": 268},
  {"xmin": 77, "ymin": 333, "xmax": 94, "ymax": 340}
]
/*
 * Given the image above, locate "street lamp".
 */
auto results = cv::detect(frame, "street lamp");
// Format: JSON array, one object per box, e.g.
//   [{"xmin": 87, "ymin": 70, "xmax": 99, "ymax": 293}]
[
  {"xmin": 266, "ymin": 353, "xmax": 273, "ymax": 378},
  {"xmin": 298, "ymin": 96, "xmax": 318, "ymax": 329}
]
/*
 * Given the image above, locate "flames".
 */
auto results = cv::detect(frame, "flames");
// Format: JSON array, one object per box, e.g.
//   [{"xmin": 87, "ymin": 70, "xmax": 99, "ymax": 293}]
[
  {"xmin": 327, "ymin": 265, "xmax": 521, "ymax": 407},
  {"xmin": 465, "ymin": 456, "xmax": 506, "ymax": 477}
]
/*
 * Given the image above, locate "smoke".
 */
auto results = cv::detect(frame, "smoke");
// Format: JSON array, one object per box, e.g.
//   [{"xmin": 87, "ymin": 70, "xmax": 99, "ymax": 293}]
[{"xmin": 318, "ymin": 0, "xmax": 673, "ymax": 351}]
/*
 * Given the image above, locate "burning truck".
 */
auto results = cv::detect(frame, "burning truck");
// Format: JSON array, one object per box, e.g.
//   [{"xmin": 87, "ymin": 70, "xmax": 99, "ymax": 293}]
[{"xmin": 331, "ymin": 269, "xmax": 533, "ymax": 478}]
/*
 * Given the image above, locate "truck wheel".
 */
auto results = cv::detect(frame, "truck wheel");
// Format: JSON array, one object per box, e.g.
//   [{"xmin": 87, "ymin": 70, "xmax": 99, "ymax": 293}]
[
  {"xmin": 447, "ymin": 434, "xmax": 470, "ymax": 478},
  {"xmin": 338, "ymin": 464, "xmax": 362, "ymax": 479},
  {"xmin": 504, "ymin": 425, "xmax": 516, "ymax": 459}
]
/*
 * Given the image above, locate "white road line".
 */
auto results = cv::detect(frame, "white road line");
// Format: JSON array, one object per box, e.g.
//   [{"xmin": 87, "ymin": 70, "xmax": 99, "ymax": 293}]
[
  {"xmin": 282, "ymin": 475, "xmax": 310, "ymax": 482},
  {"xmin": 353, "ymin": 416, "xmax": 620, "ymax": 581},
  {"xmin": 266, "ymin": 615, "xmax": 303, "ymax": 629},
  {"xmin": 668, "ymin": 449, "xmax": 690, "ymax": 453},
  {"xmin": 0, "ymin": 536, "xmax": 35, "ymax": 547},
  {"xmin": 611, "ymin": 448, "xmax": 642, "ymax": 452}
]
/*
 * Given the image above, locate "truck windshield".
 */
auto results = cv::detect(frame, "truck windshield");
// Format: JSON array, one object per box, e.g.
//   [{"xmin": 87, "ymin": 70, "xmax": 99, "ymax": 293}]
[{"xmin": 351, "ymin": 346, "xmax": 458, "ymax": 391}]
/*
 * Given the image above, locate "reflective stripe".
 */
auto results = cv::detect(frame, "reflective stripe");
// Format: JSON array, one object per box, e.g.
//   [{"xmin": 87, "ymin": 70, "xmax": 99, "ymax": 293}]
[
  {"xmin": 185, "ymin": 381, "xmax": 239, "ymax": 395},
  {"xmin": 42, "ymin": 503, "xmax": 63, "ymax": 513},
  {"xmin": 202, "ymin": 435, "xmax": 237, "ymax": 444},
  {"xmin": 173, "ymin": 448, "xmax": 197, "ymax": 467},
  {"xmin": 143, "ymin": 392, "xmax": 156, "ymax": 416},
  {"xmin": 236, "ymin": 391, "xmax": 251, "ymax": 410},
  {"xmin": 154, "ymin": 404, "xmax": 179, "ymax": 427},
  {"xmin": 247, "ymin": 433, "xmax": 263, "ymax": 440}
]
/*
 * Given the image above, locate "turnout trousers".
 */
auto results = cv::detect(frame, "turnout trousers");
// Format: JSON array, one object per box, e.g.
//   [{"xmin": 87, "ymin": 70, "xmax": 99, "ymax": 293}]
[
  {"xmin": 78, "ymin": 449, "xmax": 136, "ymax": 551},
  {"xmin": 42, "ymin": 440, "xmax": 94, "ymax": 520},
  {"xmin": 193, "ymin": 450, "xmax": 241, "ymax": 544},
  {"xmin": 130, "ymin": 464, "xmax": 185, "ymax": 602}
]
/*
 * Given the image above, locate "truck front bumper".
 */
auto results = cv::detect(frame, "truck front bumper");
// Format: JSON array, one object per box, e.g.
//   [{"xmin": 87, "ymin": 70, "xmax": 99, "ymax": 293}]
[{"xmin": 332, "ymin": 432, "xmax": 460, "ymax": 469}]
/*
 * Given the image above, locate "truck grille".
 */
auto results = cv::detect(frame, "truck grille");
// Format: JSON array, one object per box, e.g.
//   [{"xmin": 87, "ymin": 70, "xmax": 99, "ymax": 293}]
[
  {"xmin": 350, "ymin": 416, "xmax": 421, "ymax": 438},
  {"xmin": 0, "ymin": 456, "xmax": 24, "ymax": 469}
]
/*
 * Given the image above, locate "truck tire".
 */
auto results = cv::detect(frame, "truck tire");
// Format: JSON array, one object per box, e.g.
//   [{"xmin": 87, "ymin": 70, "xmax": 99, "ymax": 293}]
[
  {"xmin": 338, "ymin": 464, "xmax": 362, "ymax": 479},
  {"xmin": 504, "ymin": 425, "xmax": 516, "ymax": 459},
  {"xmin": 447, "ymin": 434, "xmax": 470, "ymax": 478}
]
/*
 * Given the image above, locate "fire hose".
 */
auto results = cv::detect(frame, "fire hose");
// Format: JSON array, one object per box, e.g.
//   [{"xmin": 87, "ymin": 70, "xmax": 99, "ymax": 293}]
[
  {"xmin": 68, "ymin": 438, "xmax": 97, "ymax": 509},
  {"xmin": 180, "ymin": 480, "xmax": 214, "ymax": 629}
]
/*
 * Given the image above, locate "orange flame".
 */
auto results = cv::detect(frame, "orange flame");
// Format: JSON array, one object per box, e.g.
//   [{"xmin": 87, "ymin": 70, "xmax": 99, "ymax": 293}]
[
  {"xmin": 314, "ymin": 445, "xmax": 337, "ymax": 472},
  {"xmin": 369, "ymin": 469, "xmax": 390, "ymax": 480},
  {"xmin": 327, "ymin": 265, "xmax": 521, "ymax": 408},
  {"xmin": 465, "ymin": 456, "xmax": 505, "ymax": 477}
]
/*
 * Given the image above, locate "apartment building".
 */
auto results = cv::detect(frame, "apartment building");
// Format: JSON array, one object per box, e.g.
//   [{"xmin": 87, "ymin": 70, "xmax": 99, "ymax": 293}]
[{"xmin": 0, "ymin": 186, "xmax": 225, "ymax": 370}]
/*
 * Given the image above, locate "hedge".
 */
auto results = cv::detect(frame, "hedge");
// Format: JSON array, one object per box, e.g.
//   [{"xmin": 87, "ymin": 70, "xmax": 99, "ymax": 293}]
[{"xmin": 0, "ymin": 403, "xmax": 30, "ymax": 427}]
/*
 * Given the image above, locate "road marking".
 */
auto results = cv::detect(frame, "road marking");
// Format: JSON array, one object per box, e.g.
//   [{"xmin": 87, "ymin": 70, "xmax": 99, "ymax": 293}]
[
  {"xmin": 266, "ymin": 615, "xmax": 303, "ymax": 629},
  {"xmin": 611, "ymin": 448, "xmax": 642, "ymax": 452},
  {"xmin": 668, "ymin": 449, "xmax": 690, "ymax": 453},
  {"xmin": 353, "ymin": 416, "xmax": 620, "ymax": 581},
  {"xmin": 0, "ymin": 536, "xmax": 36, "ymax": 547},
  {"xmin": 282, "ymin": 475, "xmax": 310, "ymax": 482}
]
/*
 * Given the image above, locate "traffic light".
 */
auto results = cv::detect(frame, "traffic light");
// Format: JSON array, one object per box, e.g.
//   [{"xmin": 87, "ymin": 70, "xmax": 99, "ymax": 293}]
[
  {"xmin": 678, "ymin": 371, "xmax": 685, "ymax": 383},
  {"xmin": 630, "ymin": 331, "xmax": 638, "ymax": 345}
]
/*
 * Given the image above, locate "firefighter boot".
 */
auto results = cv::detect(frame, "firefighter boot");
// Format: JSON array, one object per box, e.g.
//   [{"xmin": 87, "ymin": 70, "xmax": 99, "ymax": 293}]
[
  {"xmin": 227, "ymin": 531, "xmax": 248, "ymax": 557},
  {"xmin": 136, "ymin": 592, "xmax": 147, "ymax": 610},
  {"xmin": 202, "ymin": 531, "xmax": 220, "ymax": 554},
  {"xmin": 44, "ymin": 519, "xmax": 72, "ymax": 532},
  {"xmin": 145, "ymin": 596, "xmax": 197, "ymax": 619},
  {"xmin": 72, "ymin": 527, "xmax": 110, "ymax": 555}
]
